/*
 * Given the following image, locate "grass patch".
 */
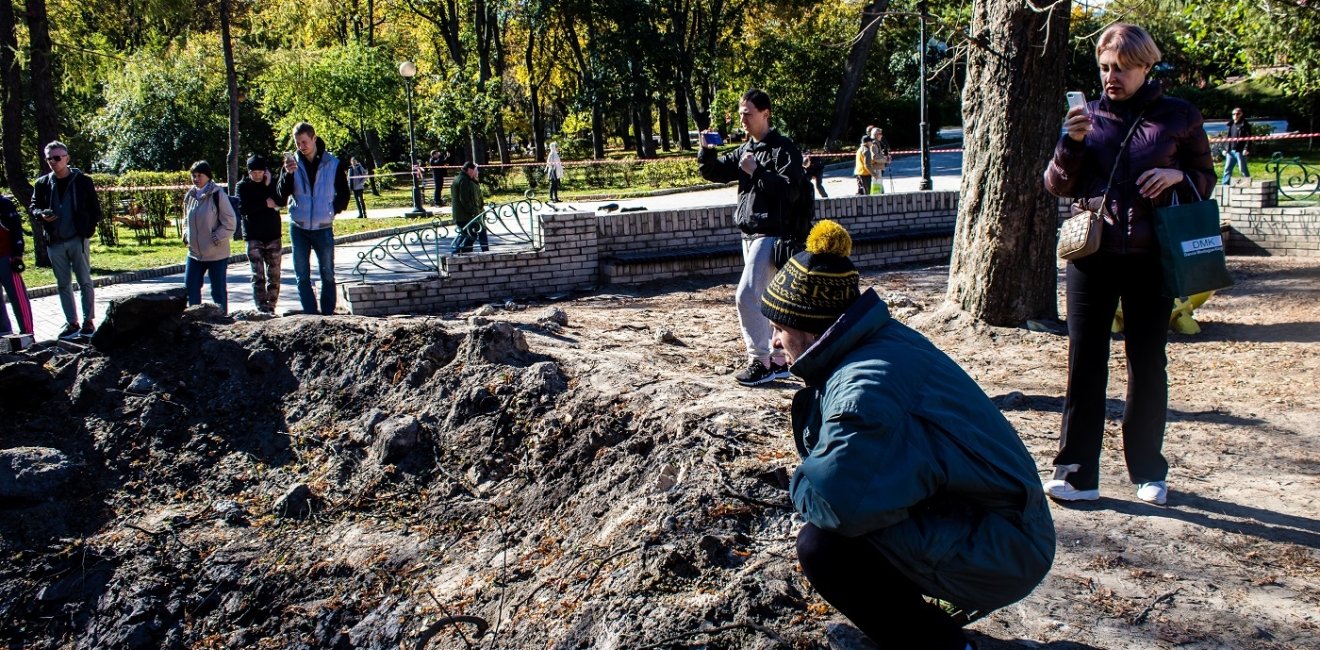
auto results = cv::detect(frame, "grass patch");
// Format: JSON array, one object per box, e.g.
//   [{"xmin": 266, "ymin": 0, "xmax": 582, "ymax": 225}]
[{"xmin": 18, "ymin": 216, "xmax": 442, "ymax": 289}]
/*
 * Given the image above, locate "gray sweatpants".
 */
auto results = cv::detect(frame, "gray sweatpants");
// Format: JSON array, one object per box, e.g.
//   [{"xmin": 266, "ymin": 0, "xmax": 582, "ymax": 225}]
[
  {"xmin": 736, "ymin": 235, "xmax": 785, "ymax": 366},
  {"xmin": 48, "ymin": 237, "xmax": 95, "ymax": 324}
]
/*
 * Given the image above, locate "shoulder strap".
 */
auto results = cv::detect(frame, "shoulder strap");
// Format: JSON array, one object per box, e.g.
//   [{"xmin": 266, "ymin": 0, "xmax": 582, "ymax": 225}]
[{"xmin": 1084, "ymin": 108, "xmax": 1148, "ymax": 209}]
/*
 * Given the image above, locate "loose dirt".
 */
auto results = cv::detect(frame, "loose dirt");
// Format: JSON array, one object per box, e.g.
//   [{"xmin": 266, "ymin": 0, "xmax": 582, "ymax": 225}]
[{"xmin": 0, "ymin": 255, "xmax": 1316, "ymax": 649}]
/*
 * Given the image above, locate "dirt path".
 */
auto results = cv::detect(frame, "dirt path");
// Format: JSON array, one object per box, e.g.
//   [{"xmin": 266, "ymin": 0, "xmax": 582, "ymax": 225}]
[
  {"xmin": 1, "ymin": 255, "xmax": 1315, "ymax": 649},
  {"xmin": 504, "ymin": 255, "xmax": 1319, "ymax": 649}
]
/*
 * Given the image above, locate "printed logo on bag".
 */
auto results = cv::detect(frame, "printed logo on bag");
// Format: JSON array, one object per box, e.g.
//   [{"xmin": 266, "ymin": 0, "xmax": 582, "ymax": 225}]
[{"xmin": 1180, "ymin": 235, "xmax": 1223, "ymax": 257}]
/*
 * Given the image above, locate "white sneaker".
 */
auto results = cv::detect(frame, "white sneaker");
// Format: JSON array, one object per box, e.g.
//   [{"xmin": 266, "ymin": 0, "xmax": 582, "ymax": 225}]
[
  {"xmin": 1043, "ymin": 479, "xmax": 1100, "ymax": 502},
  {"xmin": 1136, "ymin": 481, "xmax": 1168, "ymax": 505},
  {"xmin": 1044, "ymin": 464, "xmax": 1099, "ymax": 502}
]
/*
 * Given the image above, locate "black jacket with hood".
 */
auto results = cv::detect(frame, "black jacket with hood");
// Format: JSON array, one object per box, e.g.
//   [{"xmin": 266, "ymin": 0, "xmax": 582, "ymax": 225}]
[{"xmin": 30, "ymin": 168, "xmax": 102, "ymax": 243}]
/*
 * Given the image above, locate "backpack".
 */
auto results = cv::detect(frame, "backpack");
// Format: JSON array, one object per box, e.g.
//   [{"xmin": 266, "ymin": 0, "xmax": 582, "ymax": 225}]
[
  {"xmin": 213, "ymin": 191, "xmax": 242, "ymax": 218},
  {"xmin": 773, "ymin": 174, "xmax": 816, "ymax": 268}
]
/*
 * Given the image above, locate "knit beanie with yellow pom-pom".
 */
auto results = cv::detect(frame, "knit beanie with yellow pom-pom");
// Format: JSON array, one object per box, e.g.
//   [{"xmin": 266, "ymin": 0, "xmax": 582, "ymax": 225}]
[{"xmin": 760, "ymin": 220, "xmax": 861, "ymax": 335}]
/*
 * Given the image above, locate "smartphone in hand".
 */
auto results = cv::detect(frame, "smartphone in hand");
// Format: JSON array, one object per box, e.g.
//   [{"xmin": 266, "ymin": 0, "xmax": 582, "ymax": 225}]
[
  {"xmin": 1066, "ymin": 91, "xmax": 1088, "ymax": 114},
  {"xmin": 702, "ymin": 131, "xmax": 723, "ymax": 147}
]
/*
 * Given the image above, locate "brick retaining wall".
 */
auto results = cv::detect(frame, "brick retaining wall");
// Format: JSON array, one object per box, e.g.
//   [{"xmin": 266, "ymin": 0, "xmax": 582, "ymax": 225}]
[
  {"xmin": 342, "ymin": 191, "xmax": 959, "ymax": 315},
  {"xmin": 1220, "ymin": 180, "xmax": 1320, "ymax": 257}
]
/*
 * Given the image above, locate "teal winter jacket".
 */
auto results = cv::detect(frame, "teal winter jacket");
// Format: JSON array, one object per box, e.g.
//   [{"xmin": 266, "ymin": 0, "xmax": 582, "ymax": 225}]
[{"xmin": 788, "ymin": 289, "xmax": 1055, "ymax": 612}]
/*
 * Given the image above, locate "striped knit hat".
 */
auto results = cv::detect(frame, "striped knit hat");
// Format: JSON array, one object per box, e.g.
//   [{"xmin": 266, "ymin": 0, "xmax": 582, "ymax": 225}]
[{"xmin": 760, "ymin": 220, "xmax": 860, "ymax": 335}]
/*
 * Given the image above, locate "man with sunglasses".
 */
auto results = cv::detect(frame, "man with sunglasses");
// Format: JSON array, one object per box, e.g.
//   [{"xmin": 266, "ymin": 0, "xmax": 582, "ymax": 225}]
[{"xmin": 30, "ymin": 141, "xmax": 101, "ymax": 340}]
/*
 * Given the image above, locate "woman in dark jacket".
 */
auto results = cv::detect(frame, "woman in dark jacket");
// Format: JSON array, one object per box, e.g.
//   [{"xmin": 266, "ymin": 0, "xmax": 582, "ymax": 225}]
[{"xmin": 1043, "ymin": 23, "xmax": 1214, "ymax": 506}]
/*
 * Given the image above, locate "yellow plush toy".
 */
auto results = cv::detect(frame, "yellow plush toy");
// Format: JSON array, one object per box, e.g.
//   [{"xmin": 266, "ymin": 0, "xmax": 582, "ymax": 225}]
[{"xmin": 1112, "ymin": 291, "xmax": 1215, "ymax": 335}]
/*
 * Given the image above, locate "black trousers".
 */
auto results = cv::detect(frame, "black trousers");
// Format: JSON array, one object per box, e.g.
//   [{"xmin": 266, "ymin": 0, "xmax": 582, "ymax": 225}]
[
  {"xmin": 797, "ymin": 524, "xmax": 968, "ymax": 649},
  {"xmin": 1055, "ymin": 252, "xmax": 1173, "ymax": 491}
]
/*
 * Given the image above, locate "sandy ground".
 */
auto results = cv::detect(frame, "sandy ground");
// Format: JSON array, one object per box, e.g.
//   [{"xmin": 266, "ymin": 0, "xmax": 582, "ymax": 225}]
[{"xmin": 504, "ymin": 254, "xmax": 1319, "ymax": 649}]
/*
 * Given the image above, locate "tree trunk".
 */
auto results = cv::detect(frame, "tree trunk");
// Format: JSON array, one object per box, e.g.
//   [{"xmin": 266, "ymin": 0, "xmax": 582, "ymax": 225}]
[
  {"xmin": 656, "ymin": 94, "xmax": 669, "ymax": 152},
  {"xmin": 0, "ymin": 0, "xmax": 32, "ymax": 208},
  {"xmin": 590, "ymin": 106, "xmax": 605, "ymax": 160},
  {"xmin": 365, "ymin": 129, "xmax": 384, "ymax": 195},
  {"xmin": 674, "ymin": 85, "xmax": 691, "ymax": 149},
  {"xmin": 219, "ymin": 0, "xmax": 241, "ymax": 192},
  {"xmin": 825, "ymin": 0, "xmax": 888, "ymax": 150},
  {"xmin": 945, "ymin": 0, "xmax": 1069, "ymax": 326},
  {"xmin": 25, "ymin": 0, "xmax": 59, "ymax": 165}
]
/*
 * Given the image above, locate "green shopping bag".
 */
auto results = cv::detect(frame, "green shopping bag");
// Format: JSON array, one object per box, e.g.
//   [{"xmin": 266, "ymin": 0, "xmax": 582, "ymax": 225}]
[{"xmin": 1152, "ymin": 185, "xmax": 1234, "ymax": 298}]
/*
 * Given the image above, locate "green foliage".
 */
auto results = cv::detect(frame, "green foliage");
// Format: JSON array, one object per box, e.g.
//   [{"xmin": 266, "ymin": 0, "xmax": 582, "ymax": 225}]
[
  {"xmin": 88, "ymin": 37, "xmax": 233, "ymax": 173},
  {"xmin": 256, "ymin": 43, "xmax": 403, "ymax": 150}
]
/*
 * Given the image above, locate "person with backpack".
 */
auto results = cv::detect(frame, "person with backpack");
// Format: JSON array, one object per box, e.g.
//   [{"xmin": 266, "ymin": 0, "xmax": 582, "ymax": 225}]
[
  {"xmin": 697, "ymin": 87, "xmax": 804, "ymax": 387},
  {"xmin": 182, "ymin": 161, "xmax": 237, "ymax": 314},
  {"xmin": 0, "ymin": 195, "xmax": 33, "ymax": 334},
  {"xmin": 30, "ymin": 140, "xmax": 102, "ymax": 340},
  {"xmin": 237, "ymin": 155, "xmax": 282, "ymax": 313}
]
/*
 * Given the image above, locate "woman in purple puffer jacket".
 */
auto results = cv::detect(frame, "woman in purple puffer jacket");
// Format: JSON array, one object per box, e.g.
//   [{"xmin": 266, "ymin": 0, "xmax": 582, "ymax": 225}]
[{"xmin": 1042, "ymin": 23, "xmax": 1215, "ymax": 507}]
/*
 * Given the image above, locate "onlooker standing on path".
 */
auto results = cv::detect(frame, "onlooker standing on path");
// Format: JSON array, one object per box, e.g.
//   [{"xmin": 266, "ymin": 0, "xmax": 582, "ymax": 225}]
[
  {"xmin": 349, "ymin": 157, "xmax": 369, "ymax": 218},
  {"xmin": 697, "ymin": 87, "xmax": 803, "ymax": 386},
  {"xmin": 237, "ymin": 155, "xmax": 283, "ymax": 313},
  {"xmin": 802, "ymin": 150, "xmax": 828, "ymax": 198},
  {"xmin": 761, "ymin": 220, "xmax": 1054, "ymax": 649},
  {"xmin": 1043, "ymin": 23, "xmax": 1214, "ymax": 506},
  {"xmin": 869, "ymin": 126, "xmax": 893, "ymax": 193},
  {"xmin": 0, "ymin": 195, "xmax": 33, "ymax": 334},
  {"xmin": 182, "ymin": 161, "xmax": 237, "ymax": 314},
  {"xmin": 853, "ymin": 135, "xmax": 874, "ymax": 196},
  {"xmin": 545, "ymin": 142, "xmax": 565, "ymax": 202},
  {"xmin": 428, "ymin": 150, "xmax": 447, "ymax": 206},
  {"xmin": 276, "ymin": 122, "xmax": 350, "ymax": 315},
  {"xmin": 449, "ymin": 162, "xmax": 488, "ymax": 253},
  {"xmin": 30, "ymin": 140, "xmax": 101, "ymax": 340},
  {"xmin": 1221, "ymin": 107, "xmax": 1252, "ymax": 185}
]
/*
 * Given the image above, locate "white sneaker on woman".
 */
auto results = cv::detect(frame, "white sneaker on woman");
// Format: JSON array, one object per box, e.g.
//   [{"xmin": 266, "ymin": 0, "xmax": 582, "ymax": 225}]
[
  {"xmin": 1043, "ymin": 463, "xmax": 1100, "ymax": 501},
  {"xmin": 1043, "ymin": 480, "xmax": 1100, "ymax": 502},
  {"xmin": 1136, "ymin": 481, "xmax": 1168, "ymax": 505}
]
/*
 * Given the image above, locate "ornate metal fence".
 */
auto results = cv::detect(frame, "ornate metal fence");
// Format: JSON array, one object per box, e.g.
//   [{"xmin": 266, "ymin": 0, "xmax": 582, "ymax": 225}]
[
  {"xmin": 352, "ymin": 192, "xmax": 546, "ymax": 280},
  {"xmin": 1266, "ymin": 153, "xmax": 1320, "ymax": 203}
]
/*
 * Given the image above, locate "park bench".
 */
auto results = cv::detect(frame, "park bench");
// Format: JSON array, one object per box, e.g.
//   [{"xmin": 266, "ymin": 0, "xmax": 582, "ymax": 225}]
[{"xmin": 112, "ymin": 202, "xmax": 157, "ymax": 244}]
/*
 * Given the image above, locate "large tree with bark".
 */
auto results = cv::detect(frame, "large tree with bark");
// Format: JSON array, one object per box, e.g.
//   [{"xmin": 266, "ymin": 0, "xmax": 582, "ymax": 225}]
[{"xmin": 945, "ymin": 0, "xmax": 1070, "ymax": 326}]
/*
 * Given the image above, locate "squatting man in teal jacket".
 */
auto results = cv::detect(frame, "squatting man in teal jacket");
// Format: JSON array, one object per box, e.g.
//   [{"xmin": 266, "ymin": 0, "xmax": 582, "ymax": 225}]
[{"xmin": 760, "ymin": 220, "xmax": 1056, "ymax": 649}]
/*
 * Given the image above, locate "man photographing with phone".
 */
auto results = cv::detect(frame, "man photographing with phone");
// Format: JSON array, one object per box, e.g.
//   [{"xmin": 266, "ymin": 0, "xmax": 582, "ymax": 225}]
[
  {"xmin": 30, "ymin": 141, "xmax": 101, "ymax": 340},
  {"xmin": 275, "ymin": 122, "xmax": 350, "ymax": 316},
  {"xmin": 697, "ymin": 88, "xmax": 804, "ymax": 386}
]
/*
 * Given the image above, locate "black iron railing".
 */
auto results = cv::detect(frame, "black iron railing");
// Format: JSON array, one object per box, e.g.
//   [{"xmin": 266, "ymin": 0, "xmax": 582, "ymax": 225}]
[
  {"xmin": 353, "ymin": 192, "xmax": 546, "ymax": 280},
  {"xmin": 1266, "ymin": 152, "xmax": 1320, "ymax": 203}
]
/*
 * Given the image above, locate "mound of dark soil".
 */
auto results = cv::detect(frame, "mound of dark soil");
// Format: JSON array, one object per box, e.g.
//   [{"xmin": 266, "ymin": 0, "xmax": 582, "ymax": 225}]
[{"xmin": 0, "ymin": 311, "xmax": 810, "ymax": 650}]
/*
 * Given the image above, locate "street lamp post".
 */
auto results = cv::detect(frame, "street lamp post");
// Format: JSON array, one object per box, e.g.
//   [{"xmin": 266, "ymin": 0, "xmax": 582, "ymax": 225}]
[
  {"xmin": 399, "ymin": 61, "xmax": 429, "ymax": 218},
  {"xmin": 917, "ymin": 0, "xmax": 932, "ymax": 191}
]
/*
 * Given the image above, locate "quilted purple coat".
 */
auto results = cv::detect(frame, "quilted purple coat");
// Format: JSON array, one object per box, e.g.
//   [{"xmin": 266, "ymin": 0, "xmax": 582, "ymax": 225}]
[{"xmin": 1044, "ymin": 81, "xmax": 1215, "ymax": 254}]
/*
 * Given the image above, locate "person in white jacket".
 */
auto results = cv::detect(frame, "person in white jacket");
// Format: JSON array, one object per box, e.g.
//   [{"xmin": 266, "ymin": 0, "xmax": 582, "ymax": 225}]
[
  {"xmin": 545, "ymin": 142, "xmax": 565, "ymax": 202},
  {"xmin": 182, "ymin": 161, "xmax": 237, "ymax": 314}
]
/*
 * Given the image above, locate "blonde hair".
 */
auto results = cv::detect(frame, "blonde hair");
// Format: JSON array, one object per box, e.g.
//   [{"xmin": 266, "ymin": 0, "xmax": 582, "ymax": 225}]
[{"xmin": 1096, "ymin": 23, "xmax": 1161, "ymax": 70}]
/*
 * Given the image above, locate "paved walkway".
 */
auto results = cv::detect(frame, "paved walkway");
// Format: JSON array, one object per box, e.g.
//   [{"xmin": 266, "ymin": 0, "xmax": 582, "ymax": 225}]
[{"xmin": 22, "ymin": 151, "xmax": 964, "ymax": 342}]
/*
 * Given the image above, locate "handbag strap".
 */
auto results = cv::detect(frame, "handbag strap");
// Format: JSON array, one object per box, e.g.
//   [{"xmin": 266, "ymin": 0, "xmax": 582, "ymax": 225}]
[
  {"xmin": 1169, "ymin": 175, "xmax": 1203, "ymax": 207},
  {"xmin": 1078, "ymin": 108, "xmax": 1149, "ymax": 210}
]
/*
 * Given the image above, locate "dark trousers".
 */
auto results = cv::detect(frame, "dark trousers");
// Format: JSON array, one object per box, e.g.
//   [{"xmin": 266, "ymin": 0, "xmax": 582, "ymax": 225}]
[
  {"xmin": 290, "ymin": 224, "xmax": 336, "ymax": 315},
  {"xmin": 451, "ymin": 222, "xmax": 489, "ymax": 253},
  {"xmin": 353, "ymin": 189, "xmax": 367, "ymax": 218},
  {"xmin": 432, "ymin": 174, "xmax": 445, "ymax": 206},
  {"xmin": 1055, "ymin": 252, "xmax": 1173, "ymax": 490},
  {"xmin": 549, "ymin": 176, "xmax": 561, "ymax": 201},
  {"xmin": 797, "ymin": 524, "xmax": 968, "ymax": 649},
  {"xmin": 184, "ymin": 257, "xmax": 229, "ymax": 314},
  {"xmin": 856, "ymin": 175, "xmax": 871, "ymax": 195}
]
